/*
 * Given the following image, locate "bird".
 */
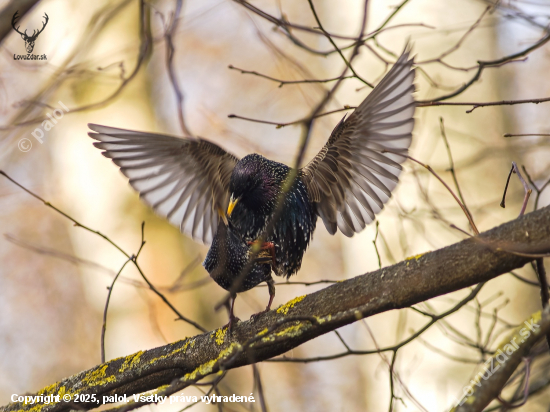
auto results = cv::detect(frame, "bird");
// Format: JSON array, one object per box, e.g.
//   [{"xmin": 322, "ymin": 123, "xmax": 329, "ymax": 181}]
[
  {"xmin": 88, "ymin": 46, "xmax": 416, "ymax": 325},
  {"xmin": 203, "ymin": 218, "xmax": 274, "ymax": 329}
]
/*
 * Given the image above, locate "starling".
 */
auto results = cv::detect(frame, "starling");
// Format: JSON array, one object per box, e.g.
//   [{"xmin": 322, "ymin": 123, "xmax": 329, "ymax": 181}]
[
  {"xmin": 88, "ymin": 46, "xmax": 416, "ymax": 322},
  {"xmin": 204, "ymin": 219, "xmax": 274, "ymax": 328}
]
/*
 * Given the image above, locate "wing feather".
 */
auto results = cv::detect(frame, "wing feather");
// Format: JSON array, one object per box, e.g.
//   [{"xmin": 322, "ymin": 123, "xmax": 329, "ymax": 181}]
[
  {"xmin": 302, "ymin": 46, "xmax": 416, "ymax": 236},
  {"xmin": 88, "ymin": 124, "xmax": 239, "ymax": 244}
]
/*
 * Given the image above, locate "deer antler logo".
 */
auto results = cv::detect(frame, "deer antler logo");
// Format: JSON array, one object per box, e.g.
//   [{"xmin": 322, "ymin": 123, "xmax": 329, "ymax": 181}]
[{"xmin": 12, "ymin": 11, "xmax": 49, "ymax": 54}]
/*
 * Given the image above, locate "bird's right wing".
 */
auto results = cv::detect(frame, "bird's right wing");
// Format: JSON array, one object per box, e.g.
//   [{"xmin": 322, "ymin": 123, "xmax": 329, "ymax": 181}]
[
  {"xmin": 302, "ymin": 47, "xmax": 416, "ymax": 236},
  {"xmin": 88, "ymin": 124, "xmax": 239, "ymax": 244}
]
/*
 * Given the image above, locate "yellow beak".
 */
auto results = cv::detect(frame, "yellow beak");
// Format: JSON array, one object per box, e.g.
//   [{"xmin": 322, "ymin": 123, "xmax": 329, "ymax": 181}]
[
  {"xmin": 217, "ymin": 207, "xmax": 228, "ymax": 225},
  {"xmin": 227, "ymin": 196, "xmax": 239, "ymax": 217}
]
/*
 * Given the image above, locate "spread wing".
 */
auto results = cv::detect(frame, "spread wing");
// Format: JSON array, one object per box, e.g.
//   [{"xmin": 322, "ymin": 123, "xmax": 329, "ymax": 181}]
[
  {"xmin": 302, "ymin": 47, "xmax": 416, "ymax": 236},
  {"xmin": 88, "ymin": 124, "xmax": 239, "ymax": 244}
]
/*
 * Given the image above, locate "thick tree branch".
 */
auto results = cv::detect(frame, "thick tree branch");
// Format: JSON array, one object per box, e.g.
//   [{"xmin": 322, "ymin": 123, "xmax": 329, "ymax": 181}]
[{"xmin": 2, "ymin": 206, "xmax": 550, "ymax": 412}]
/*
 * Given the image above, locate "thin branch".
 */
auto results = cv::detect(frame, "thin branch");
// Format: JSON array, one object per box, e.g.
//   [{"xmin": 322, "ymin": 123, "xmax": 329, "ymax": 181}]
[
  {"xmin": 439, "ymin": 117, "xmax": 474, "ymax": 225},
  {"xmin": 362, "ymin": 321, "xmax": 428, "ymax": 412},
  {"xmin": 101, "ymin": 223, "xmax": 147, "ymax": 363},
  {"xmin": 268, "ymin": 284, "xmax": 485, "ymax": 363},
  {"xmin": 510, "ymin": 270, "xmax": 540, "ymax": 287},
  {"xmin": 453, "ymin": 309, "xmax": 550, "ymax": 412},
  {"xmin": 496, "ymin": 358, "xmax": 531, "ymax": 409},
  {"xmin": 535, "ymin": 258, "xmax": 550, "ymax": 353},
  {"xmin": 252, "ymin": 365, "xmax": 268, "ymax": 412},
  {"xmin": 375, "ymin": 0, "xmax": 411, "ymax": 32},
  {"xmin": 161, "ymin": 0, "xmax": 193, "ymax": 136},
  {"xmin": 419, "ymin": 96, "xmax": 550, "ymax": 113},
  {"xmin": 417, "ymin": 336, "xmax": 480, "ymax": 363},
  {"xmin": 227, "ymin": 106, "xmax": 355, "ymax": 128},
  {"xmin": 0, "ymin": 0, "xmax": 152, "ymax": 131},
  {"xmin": 228, "ymin": 64, "xmax": 355, "ymax": 88},
  {"xmin": 373, "ymin": 221, "xmax": 382, "ymax": 269},
  {"xmin": 0, "ymin": 171, "xmax": 207, "ymax": 333},
  {"xmin": 500, "ymin": 162, "xmax": 532, "ymax": 216},
  {"xmin": 382, "ymin": 152, "xmax": 480, "ymax": 235},
  {"xmin": 307, "ymin": 0, "xmax": 373, "ymax": 88},
  {"xmin": 101, "ymin": 258, "xmax": 132, "ymax": 363},
  {"xmin": 420, "ymin": 30, "xmax": 550, "ymax": 103},
  {"xmin": 417, "ymin": 6, "xmax": 491, "ymax": 68},
  {"xmin": 504, "ymin": 133, "xmax": 550, "ymax": 137},
  {"xmin": 522, "ymin": 165, "xmax": 550, "ymax": 211}
]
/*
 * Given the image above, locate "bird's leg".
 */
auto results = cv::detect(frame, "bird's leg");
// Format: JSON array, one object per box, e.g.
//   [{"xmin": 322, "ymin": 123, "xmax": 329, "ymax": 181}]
[
  {"xmin": 247, "ymin": 240, "xmax": 277, "ymax": 267},
  {"xmin": 223, "ymin": 293, "xmax": 240, "ymax": 332},
  {"xmin": 265, "ymin": 277, "xmax": 275, "ymax": 311},
  {"xmin": 250, "ymin": 277, "xmax": 276, "ymax": 321}
]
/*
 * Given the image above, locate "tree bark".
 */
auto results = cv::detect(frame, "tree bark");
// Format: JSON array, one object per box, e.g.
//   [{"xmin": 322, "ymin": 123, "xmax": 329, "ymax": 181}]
[{"xmin": 3, "ymin": 206, "xmax": 550, "ymax": 412}]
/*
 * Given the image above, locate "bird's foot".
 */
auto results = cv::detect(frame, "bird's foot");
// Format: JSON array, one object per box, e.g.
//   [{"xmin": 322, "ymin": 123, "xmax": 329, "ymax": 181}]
[
  {"xmin": 224, "ymin": 315, "xmax": 241, "ymax": 333},
  {"xmin": 250, "ymin": 286, "xmax": 274, "ymax": 322},
  {"xmin": 250, "ymin": 309, "xmax": 268, "ymax": 322}
]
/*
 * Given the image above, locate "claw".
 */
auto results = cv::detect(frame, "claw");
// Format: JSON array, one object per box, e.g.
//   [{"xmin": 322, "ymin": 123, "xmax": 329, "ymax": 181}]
[
  {"xmin": 250, "ymin": 311, "xmax": 266, "ymax": 322},
  {"xmin": 224, "ymin": 314, "xmax": 241, "ymax": 332}
]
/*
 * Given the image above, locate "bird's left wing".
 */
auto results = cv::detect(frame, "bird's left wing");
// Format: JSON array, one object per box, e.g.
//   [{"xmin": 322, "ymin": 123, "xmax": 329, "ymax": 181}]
[
  {"xmin": 301, "ymin": 47, "xmax": 416, "ymax": 236},
  {"xmin": 88, "ymin": 124, "xmax": 239, "ymax": 244}
]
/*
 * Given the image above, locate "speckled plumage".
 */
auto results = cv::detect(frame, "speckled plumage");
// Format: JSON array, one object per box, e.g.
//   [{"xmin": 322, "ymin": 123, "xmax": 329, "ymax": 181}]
[
  {"xmin": 228, "ymin": 154, "xmax": 316, "ymax": 278},
  {"xmin": 203, "ymin": 219, "xmax": 273, "ymax": 292},
  {"xmin": 203, "ymin": 219, "xmax": 275, "ymax": 327}
]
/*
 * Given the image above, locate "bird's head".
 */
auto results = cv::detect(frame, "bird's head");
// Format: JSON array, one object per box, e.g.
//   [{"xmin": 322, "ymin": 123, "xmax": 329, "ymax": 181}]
[{"xmin": 227, "ymin": 154, "xmax": 282, "ymax": 218}]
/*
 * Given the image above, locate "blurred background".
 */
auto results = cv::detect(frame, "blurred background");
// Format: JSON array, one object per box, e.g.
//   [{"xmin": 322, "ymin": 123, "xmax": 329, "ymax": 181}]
[{"xmin": 1, "ymin": 0, "xmax": 550, "ymax": 410}]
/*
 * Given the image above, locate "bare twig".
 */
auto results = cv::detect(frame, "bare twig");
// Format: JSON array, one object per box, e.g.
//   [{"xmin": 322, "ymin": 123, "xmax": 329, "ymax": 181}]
[
  {"xmin": 252, "ymin": 365, "xmax": 268, "ymax": 412},
  {"xmin": 228, "ymin": 106, "xmax": 355, "ymax": 128},
  {"xmin": 101, "ymin": 223, "xmax": 146, "ymax": 363},
  {"xmin": 418, "ymin": 6, "xmax": 491, "ymax": 68},
  {"xmin": 420, "ymin": 30, "xmax": 550, "ymax": 103},
  {"xmin": 307, "ymin": 0, "xmax": 373, "ymax": 88},
  {"xmin": 228, "ymin": 64, "xmax": 355, "ymax": 88},
  {"xmin": 0, "ymin": 171, "xmax": 207, "ymax": 333},
  {"xmin": 535, "ymin": 259, "xmax": 550, "ymax": 353},
  {"xmin": 268, "ymin": 284, "xmax": 485, "ymax": 363},
  {"xmin": 373, "ymin": 221, "xmax": 382, "ymax": 269},
  {"xmin": 160, "ymin": 0, "xmax": 193, "ymax": 136},
  {"xmin": 381, "ymin": 151, "xmax": 480, "ymax": 235},
  {"xmin": 496, "ymin": 357, "xmax": 531, "ymax": 409},
  {"xmin": 504, "ymin": 133, "xmax": 550, "ymax": 137},
  {"xmin": 439, "ymin": 117, "xmax": 474, "ymax": 224},
  {"xmin": 0, "ymin": 0, "xmax": 152, "ymax": 132},
  {"xmin": 101, "ymin": 259, "xmax": 132, "ymax": 363},
  {"xmin": 521, "ymin": 165, "xmax": 550, "ymax": 211},
  {"xmin": 500, "ymin": 162, "xmax": 532, "ymax": 216},
  {"xmin": 420, "ymin": 96, "xmax": 550, "ymax": 113}
]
